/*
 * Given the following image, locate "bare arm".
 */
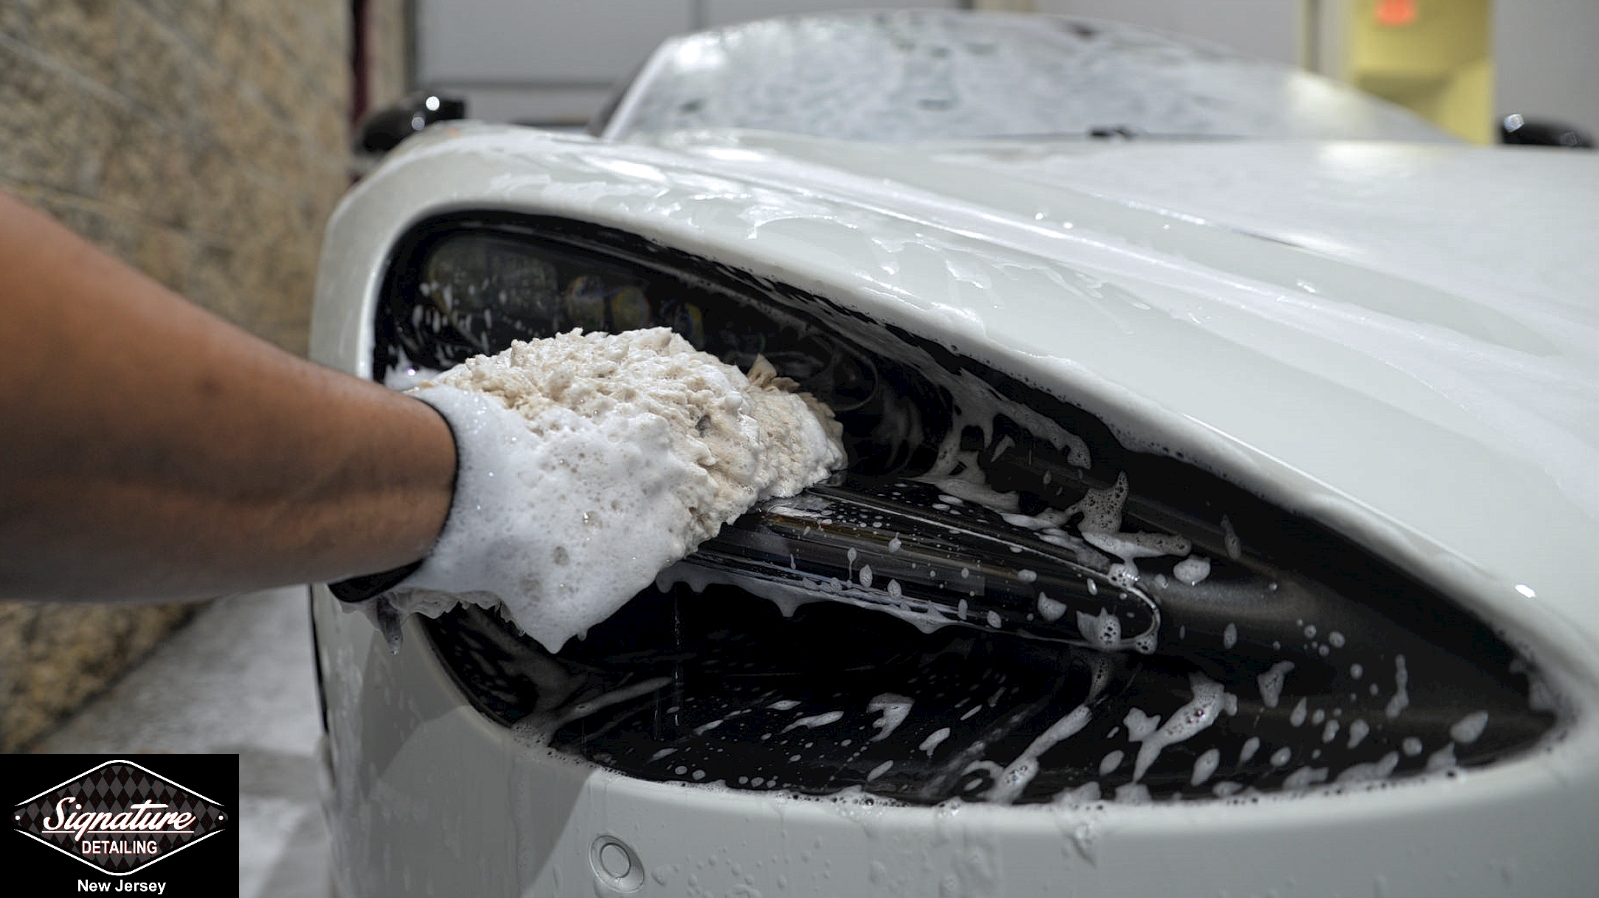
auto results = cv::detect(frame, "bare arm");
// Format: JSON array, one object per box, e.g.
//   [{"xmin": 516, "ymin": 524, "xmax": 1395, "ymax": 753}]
[{"xmin": 0, "ymin": 192, "xmax": 456, "ymax": 601}]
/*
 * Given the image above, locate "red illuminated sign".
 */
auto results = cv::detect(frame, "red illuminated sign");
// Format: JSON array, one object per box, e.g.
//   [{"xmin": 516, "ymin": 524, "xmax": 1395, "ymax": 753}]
[{"xmin": 1375, "ymin": 0, "xmax": 1418, "ymax": 27}]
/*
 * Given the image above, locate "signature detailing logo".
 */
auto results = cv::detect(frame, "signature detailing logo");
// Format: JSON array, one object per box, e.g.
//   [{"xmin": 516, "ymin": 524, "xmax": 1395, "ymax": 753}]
[{"xmin": 12, "ymin": 759, "xmax": 228, "ymax": 877}]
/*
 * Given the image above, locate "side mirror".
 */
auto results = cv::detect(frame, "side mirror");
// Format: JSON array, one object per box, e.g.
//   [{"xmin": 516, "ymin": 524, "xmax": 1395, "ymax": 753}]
[
  {"xmin": 1500, "ymin": 114, "xmax": 1594, "ymax": 149},
  {"xmin": 354, "ymin": 93, "xmax": 469, "ymax": 156}
]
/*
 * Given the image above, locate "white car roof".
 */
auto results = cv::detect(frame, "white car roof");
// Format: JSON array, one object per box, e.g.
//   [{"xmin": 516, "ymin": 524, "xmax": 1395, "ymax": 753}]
[{"xmin": 599, "ymin": 10, "xmax": 1453, "ymax": 144}]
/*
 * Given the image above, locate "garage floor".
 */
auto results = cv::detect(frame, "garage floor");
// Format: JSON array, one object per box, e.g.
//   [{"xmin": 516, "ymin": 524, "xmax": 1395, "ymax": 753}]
[{"xmin": 33, "ymin": 587, "xmax": 334, "ymax": 898}]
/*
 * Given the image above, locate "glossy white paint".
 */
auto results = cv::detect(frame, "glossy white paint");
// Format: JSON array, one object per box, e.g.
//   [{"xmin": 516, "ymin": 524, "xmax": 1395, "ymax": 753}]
[{"xmin": 310, "ymin": 122, "xmax": 1599, "ymax": 895}]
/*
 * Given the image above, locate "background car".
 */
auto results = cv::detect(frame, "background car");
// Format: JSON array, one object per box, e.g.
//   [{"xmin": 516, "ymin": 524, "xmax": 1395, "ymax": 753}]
[{"xmin": 310, "ymin": 10, "xmax": 1599, "ymax": 896}]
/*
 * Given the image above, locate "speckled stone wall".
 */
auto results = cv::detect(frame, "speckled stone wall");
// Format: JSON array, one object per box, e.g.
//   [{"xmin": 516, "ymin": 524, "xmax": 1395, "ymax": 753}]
[{"xmin": 0, "ymin": 0, "xmax": 373, "ymax": 751}]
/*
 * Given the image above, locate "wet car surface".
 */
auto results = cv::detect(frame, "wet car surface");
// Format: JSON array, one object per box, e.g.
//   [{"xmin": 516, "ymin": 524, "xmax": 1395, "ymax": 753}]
[
  {"xmin": 310, "ymin": 10, "xmax": 1599, "ymax": 896},
  {"xmin": 383, "ymin": 214, "xmax": 1554, "ymax": 806}
]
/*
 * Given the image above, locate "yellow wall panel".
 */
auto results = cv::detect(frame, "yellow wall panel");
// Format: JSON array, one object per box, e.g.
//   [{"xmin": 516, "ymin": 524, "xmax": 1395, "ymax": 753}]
[{"xmin": 1339, "ymin": 0, "xmax": 1495, "ymax": 142}]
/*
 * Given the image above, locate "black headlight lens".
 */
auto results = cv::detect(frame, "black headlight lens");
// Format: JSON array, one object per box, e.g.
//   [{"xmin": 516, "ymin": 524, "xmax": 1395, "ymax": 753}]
[
  {"xmin": 378, "ymin": 214, "xmax": 1559, "ymax": 805},
  {"xmin": 410, "ymin": 233, "xmax": 652, "ymax": 356},
  {"xmin": 380, "ymin": 218, "xmax": 952, "ymax": 476}
]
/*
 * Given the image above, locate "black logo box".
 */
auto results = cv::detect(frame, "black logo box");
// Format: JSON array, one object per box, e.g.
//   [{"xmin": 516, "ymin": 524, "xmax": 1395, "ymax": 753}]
[{"xmin": 4, "ymin": 754, "xmax": 239, "ymax": 897}]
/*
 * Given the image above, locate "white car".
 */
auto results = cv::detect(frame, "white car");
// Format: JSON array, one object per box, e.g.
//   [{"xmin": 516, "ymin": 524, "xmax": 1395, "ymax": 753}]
[{"xmin": 310, "ymin": 11, "xmax": 1599, "ymax": 896}]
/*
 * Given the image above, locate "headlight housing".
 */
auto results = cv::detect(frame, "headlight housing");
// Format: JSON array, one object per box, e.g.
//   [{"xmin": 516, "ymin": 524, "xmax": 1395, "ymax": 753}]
[{"xmin": 375, "ymin": 213, "xmax": 1559, "ymax": 805}]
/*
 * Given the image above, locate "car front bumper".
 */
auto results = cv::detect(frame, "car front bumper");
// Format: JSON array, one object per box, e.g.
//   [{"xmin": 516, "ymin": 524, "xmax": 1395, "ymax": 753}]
[{"xmin": 313, "ymin": 583, "xmax": 1599, "ymax": 898}]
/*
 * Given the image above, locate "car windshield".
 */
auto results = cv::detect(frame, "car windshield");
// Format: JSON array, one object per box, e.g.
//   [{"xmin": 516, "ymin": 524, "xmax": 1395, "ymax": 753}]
[{"xmin": 597, "ymin": 10, "xmax": 1453, "ymax": 144}]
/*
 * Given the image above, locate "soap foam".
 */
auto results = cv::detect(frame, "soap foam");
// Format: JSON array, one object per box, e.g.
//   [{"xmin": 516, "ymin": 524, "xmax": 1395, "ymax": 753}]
[{"xmin": 385, "ymin": 328, "xmax": 845, "ymax": 652}]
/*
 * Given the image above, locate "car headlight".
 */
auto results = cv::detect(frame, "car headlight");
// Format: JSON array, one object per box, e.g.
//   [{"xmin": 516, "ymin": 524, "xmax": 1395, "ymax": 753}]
[{"xmin": 376, "ymin": 213, "xmax": 1558, "ymax": 806}]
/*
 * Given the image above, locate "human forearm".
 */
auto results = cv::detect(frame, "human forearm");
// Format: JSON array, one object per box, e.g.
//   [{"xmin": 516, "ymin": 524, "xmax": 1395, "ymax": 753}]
[{"xmin": 0, "ymin": 193, "xmax": 455, "ymax": 600}]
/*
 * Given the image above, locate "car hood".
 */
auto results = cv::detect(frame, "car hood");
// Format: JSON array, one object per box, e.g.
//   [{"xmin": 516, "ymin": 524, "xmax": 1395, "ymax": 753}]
[{"xmin": 320, "ymin": 124, "xmax": 1599, "ymax": 696}]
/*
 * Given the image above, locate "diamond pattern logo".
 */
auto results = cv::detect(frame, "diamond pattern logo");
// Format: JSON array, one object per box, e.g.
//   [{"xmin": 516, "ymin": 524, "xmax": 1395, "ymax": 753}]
[{"xmin": 11, "ymin": 759, "xmax": 228, "ymax": 876}]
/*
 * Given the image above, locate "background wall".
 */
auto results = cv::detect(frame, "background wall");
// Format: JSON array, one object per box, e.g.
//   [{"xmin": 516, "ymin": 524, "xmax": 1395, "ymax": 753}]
[
  {"xmin": 414, "ymin": 0, "xmax": 1599, "ymax": 139},
  {"xmin": 355, "ymin": 0, "xmax": 412, "ymax": 122},
  {"xmin": 1494, "ymin": 0, "xmax": 1599, "ymax": 140},
  {"xmin": 413, "ymin": 0, "xmax": 958, "ymax": 125},
  {"xmin": 0, "ymin": 0, "xmax": 384, "ymax": 752},
  {"xmin": 1043, "ymin": 0, "xmax": 1599, "ymax": 142}
]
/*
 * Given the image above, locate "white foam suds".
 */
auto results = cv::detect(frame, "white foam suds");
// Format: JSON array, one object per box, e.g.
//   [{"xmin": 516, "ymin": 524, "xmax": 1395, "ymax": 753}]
[
  {"xmin": 1257, "ymin": 661, "xmax": 1295, "ymax": 709},
  {"xmin": 1099, "ymin": 750, "xmax": 1124, "ymax": 776},
  {"xmin": 987, "ymin": 704, "xmax": 1093, "ymax": 804},
  {"xmin": 1123, "ymin": 708, "xmax": 1159, "ymax": 741},
  {"xmin": 1449, "ymin": 710, "xmax": 1489, "ymax": 744},
  {"xmin": 919, "ymin": 728, "xmax": 951, "ymax": 755},
  {"xmin": 1346, "ymin": 718, "xmax": 1370, "ymax": 749},
  {"xmin": 1081, "ymin": 530, "xmax": 1190, "ymax": 584},
  {"xmin": 1128, "ymin": 674, "xmax": 1227, "ymax": 781},
  {"xmin": 1085, "ymin": 652, "xmax": 1117, "ymax": 701},
  {"xmin": 1190, "ymin": 748, "xmax": 1220, "ymax": 786},
  {"xmin": 867, "ymin": 694, "xmax": 914, "ymax": 742},
  {"xmin": 1385, "ymin": 655, "xmax": 1410, "ymax": 719},
  {"xmin": 1055, "ymin": 782, "xmax": 1102, "ymax": 809},
  {"xmin": 933, "ymin": 478, "xmax": 1020, "ymax": 513},
  {"xmin": 1068, "ymin": 473, "xmax": 1129, "ymax": 534},
  {"xmin": 1336, "ymin": 750, "xmax": 1400, "ymax": 784},
  {"xmin": 782, "ymin": 711, "xmax": 845, "ymax": 733},
  {"xmin": 1426, "ymin": 743, "xmax": 1458, "ymax": 773},
  {"xmin": 1076, "ymin": 608, "xmax": 1122, "ymax": 649},
  {"xmin": 1172, "ymin": 555, "xmax": 1212, "ymax": 586},
  {"xmin": 1113, "ymin": 783, "xmax": 1152, "ymax": 804},
  {"xmin": 1282, "ymin": 766, "xmax": 1328, "ymax": 790},
  {"xmin": 1220, "ymin": 516, "xmax": 1241, "ymax": 560},
  {"xmin": 376, "ymin": 328, "xmax": 845, "ymax": 652},
  {"xmin": 1036, "ymin": 593, "xmax": 1066, "ymax": 621}
]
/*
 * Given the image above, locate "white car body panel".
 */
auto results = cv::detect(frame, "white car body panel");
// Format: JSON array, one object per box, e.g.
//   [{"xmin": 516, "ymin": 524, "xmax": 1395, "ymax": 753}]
[{"xmin": 311, "ymin": 123, "xmax": 1599, "ymax": 895}]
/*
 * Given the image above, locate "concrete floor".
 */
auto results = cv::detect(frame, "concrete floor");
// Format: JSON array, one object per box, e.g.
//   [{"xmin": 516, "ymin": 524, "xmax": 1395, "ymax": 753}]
[{"xmin": 34, "ymin": 587, "xmax": 333, "ymax": 898}]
